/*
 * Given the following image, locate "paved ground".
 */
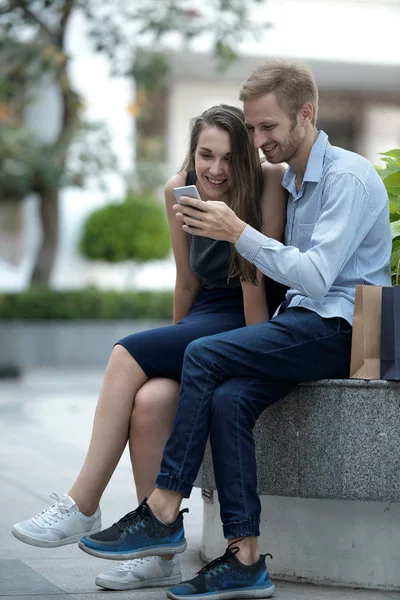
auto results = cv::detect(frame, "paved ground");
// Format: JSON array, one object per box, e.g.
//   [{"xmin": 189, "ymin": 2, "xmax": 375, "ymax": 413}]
[{"xmin": 0, "ymin": 368, "xmax": 399, "ymax": 600}]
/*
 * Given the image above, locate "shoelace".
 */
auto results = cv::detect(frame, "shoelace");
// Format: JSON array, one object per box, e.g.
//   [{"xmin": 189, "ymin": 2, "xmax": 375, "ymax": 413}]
[
  {"xmin": 116, "ymin": 557, "xmax": 153, "ymax": 571},
  {"xmin": 114, "ymin": 499, "xmax": 152, "ymax": 533},
  {"xmin": 198, "ymin": 540, "xmax": 273, "ymax": 577},
  {"xmin": 114, "ymin": 498, "xmax": 188, "ymax": 533},
  {"xmin": 32, "ymin": 493, "xmax": 72, "ymax": 527}
]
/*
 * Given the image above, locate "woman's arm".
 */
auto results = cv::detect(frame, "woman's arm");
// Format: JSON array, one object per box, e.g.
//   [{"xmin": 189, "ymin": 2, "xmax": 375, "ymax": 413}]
[
  {"xmin": 260, "ymin": 162, "xmax": 288, "ymax": 242},
  {"xmin": 165, "ymin": 174, "xmax": 201, "ymax": 323},
  {"xmin": 241, "ymin": 162, "xmax": 288, "ymax": 325},
  {"xmin": 241, "ymin": 270, "xmax": 268, "ymax": 325}
]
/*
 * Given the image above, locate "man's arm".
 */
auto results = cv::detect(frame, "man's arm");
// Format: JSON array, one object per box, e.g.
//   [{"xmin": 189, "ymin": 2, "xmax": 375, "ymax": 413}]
[
  {"xmin": 236, "ymin": 173, "xmax": 380, "ymax": 299},
  {"xmin": 175, "ymin": 172, "xmax": 384, "ymax": 300}
]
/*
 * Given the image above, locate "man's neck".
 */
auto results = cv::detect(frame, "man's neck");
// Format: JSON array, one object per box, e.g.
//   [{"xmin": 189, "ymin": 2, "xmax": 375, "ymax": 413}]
[{"xmin": 290, "ymin": 127, "xmax": 318, "ymax": 193}]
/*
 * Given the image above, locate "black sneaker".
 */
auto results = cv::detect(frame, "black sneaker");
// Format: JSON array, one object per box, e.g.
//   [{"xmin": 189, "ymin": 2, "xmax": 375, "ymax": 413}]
[
  {"xmin": 78, "ymin": 499, "xmax": 188, "ymax": 560},
  {"xmin": 167, "ymin": 541, "xmax": 275, "ymax": 599}
]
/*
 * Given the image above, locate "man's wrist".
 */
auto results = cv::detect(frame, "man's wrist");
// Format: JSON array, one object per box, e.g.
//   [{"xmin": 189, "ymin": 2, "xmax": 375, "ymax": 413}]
[{"xmin": 230, "ymin": 219, "xmax": 247, "ymax": 244}]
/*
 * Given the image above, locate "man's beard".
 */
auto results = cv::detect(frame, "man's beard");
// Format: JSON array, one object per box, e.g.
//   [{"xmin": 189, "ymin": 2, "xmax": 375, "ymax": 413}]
[{"xmin": 264, "ymin": 124, "xmax": 303, "ymax": 164}]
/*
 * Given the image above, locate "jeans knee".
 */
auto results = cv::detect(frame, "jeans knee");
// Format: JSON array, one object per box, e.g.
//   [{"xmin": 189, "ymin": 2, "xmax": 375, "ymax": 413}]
[
  {"xmin": 211, "ymin": 380, "xmax": 241, "ymax": 416},
  {"xmin": 211, "ymin": 379, "xmax": 259, "ymax": 425},
  {"xmin": 185, "ymin": 336, "xmax": 214, "ymax": 364}
]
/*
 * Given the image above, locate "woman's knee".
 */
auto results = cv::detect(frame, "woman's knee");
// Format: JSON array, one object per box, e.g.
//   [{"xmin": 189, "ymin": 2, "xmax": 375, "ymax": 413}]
[
  {"xmin": 110, "ymin": 343, "xmax": 135, "ymax": 367},
  {"xmin": 107, "ymin": 344, "xmax": 148, "ymax": 382},
  {"xmin": 131, "ymin": 379, "xmax": 180, "ymax": 432}
]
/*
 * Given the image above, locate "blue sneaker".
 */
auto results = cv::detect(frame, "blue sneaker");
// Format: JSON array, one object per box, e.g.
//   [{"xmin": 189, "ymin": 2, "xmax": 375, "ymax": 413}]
[
  {"xmin": 78, "ymin": 499, "xmax": 188, "ymax": 560},
  {"xmin": 167, "ymin": 542, "xmax": 274, "ymax": 599}
]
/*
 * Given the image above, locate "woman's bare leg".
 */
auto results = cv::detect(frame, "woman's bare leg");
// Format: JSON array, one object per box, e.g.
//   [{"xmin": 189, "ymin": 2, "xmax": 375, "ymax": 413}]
[
  {"xmin": 129, "ymin": 378, "xmax": 180, "ymax": 503},
  {"xmin": 68, "ymin": 345, "xmax": 148, "ymax": 515}
]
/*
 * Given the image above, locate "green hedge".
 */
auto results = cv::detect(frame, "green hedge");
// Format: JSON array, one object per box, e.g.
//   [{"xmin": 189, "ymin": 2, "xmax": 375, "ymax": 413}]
[{"xmin": 0, "ymin": 288, "xmax": 173, "ymax": 320}]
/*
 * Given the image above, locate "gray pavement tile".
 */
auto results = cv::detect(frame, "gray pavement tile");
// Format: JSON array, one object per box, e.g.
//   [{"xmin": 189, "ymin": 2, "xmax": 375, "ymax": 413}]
[
  {"xmin": 2, "ymin": 370, "xmax": 400, "ymax": 600},
  {"xmin": 22, "ymin": 556, "xmax": 112, "ymax": 595},
  {"xmin": 274, "ymin": 581, "xmax": 400, "ymax": 599},
  {"xmin": 1, "ymin": 597, "xmax": 71, "ymax": 600},
  {"xmin": 21, "ymin": 544, "xmax": 204, "ymax": 595},
  {"xmin": 0, "ymin": 559, "xmax": 69, "ymax": 597},
  {"xmin": 73, "ymin": 591, "xmax": 175, "ymax": 599}
]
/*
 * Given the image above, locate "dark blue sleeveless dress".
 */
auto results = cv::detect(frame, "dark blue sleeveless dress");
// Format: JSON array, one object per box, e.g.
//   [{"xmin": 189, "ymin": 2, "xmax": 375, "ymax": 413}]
[
  {"xmin": 116, "ymin": 173, "xmax": 286, "ymax": 381},
  {"xmin": 116, "ymin": 235, "xmax": 245, "ymax": 382}
]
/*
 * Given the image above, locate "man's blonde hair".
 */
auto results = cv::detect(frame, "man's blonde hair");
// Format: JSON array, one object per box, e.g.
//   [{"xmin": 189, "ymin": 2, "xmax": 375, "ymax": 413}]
[{"xmin": 240, "ymin": 61, "xmax": 319, "ymax": 126}]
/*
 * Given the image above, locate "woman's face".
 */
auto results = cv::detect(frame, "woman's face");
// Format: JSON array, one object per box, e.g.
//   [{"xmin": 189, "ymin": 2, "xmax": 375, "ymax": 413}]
[{"xmin": 194, "ymin": 125, "xmax": 232, "ymax": 201}]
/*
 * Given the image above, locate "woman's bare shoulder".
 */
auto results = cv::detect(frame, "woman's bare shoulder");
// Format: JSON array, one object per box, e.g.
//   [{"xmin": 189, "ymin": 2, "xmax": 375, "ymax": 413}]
[
  {"xmin": 164, "ymin": 172, "xmax": 187, "ymax": 194},
  {"xmin": 261, "ymin": 161, "xmax": 287, "ymax": 183}
]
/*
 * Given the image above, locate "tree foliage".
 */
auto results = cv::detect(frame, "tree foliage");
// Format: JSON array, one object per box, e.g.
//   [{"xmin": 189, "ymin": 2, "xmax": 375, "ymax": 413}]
[
  {"xmin": 376, "ymin": 150, "xmax": 400, "ymax": 282},
  {"xmin": 0, "ymin": 0, "xmax": 269, "ymax": 285},
  {"xmin": 80, "ymin": 192, "xmax": 171, "ymax": 263}
]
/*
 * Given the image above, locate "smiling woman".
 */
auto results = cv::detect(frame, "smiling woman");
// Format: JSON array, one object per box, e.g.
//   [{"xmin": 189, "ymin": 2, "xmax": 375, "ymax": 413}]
[
  {"xmin": 175, "ymin": 104, "xmax": 285, "ymax": 286},
  {"xmin": 194, "ymin": 126, "xmax": 231, "ymax": 199},
  {"xmin": 11, "ymin": 103, "xmax": 288, "ymax": 593}
]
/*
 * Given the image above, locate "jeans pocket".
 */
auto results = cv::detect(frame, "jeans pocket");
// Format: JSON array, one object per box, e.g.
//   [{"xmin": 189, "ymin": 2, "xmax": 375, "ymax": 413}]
[{"xmin": 338, "ymin": 318, "xmax": 352, "ymax": 335}]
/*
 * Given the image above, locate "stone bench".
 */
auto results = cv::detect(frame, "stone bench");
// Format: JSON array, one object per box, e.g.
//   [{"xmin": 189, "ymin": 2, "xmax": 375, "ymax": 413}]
[{"xmin": 194, "ymin": 379, "xmax": 400, "ymax": 591}]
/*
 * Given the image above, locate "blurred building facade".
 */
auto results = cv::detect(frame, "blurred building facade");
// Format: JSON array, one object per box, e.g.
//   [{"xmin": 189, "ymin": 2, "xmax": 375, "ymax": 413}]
[
  {"xmin": 1, "ymin": 0, "xmax": 400, "ymax": 292},
  {"xmin": 165, "ymin": 52, "xmax": 400, "ymax": 175}
]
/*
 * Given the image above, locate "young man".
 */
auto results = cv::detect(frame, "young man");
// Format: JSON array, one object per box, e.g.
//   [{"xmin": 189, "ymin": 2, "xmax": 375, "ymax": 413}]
[{"xmin": 78, "ymin": 61, "xmax": 392, "ymax": 599}]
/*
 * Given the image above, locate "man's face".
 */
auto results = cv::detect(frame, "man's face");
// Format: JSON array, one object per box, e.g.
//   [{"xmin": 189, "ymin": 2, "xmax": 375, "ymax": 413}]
[{"xmin": 243, "ymin": 92, "xmax": 305, "ymax": 164}]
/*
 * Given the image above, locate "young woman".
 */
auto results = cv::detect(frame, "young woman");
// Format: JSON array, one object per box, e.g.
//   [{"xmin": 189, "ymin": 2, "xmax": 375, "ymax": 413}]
[{"xmin": 12, "ymin": 104, "xmax": 287, "ymax": 591}]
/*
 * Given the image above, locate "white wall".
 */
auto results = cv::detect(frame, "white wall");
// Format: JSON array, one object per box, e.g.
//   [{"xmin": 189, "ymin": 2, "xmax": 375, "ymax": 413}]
[
  {"xmin": 243, "ymin": 0, "xmax": 400, "ymax": 66},
  {"xmin": 360, "ymin": 105, "xmax": 400, "ymax": 166},
  {"xmin": 167, "ymin": 80, "xmax": 242, "ymax": 174},
  {"xmin": 202, "ymin": 494, "xmax": 400, "ymax": 590}
]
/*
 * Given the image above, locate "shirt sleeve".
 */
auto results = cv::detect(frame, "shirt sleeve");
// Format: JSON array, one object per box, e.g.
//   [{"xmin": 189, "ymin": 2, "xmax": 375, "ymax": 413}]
[{"xmin": 235, "ymin": 173, "xmax": 380, "ymax": 300}]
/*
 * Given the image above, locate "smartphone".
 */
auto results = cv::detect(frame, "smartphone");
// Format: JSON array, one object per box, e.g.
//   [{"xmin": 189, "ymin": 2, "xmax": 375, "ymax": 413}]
[{"xmin": 173, "ymin": 185, "xmax": 201, "ymax": 205}]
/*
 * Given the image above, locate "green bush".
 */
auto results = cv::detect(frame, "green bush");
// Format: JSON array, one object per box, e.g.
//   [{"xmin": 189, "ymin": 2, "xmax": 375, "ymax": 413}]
[
  {"xmin": 0, "ymin": 288, "xmax": 173, "ymax": 320},
  {"xmin": 80, "ymin": 192, "xmax": 171, "ymax": 263},
  {"xmin": 376, "ymin": 150, "xmax": 400, "ymax": 282}
]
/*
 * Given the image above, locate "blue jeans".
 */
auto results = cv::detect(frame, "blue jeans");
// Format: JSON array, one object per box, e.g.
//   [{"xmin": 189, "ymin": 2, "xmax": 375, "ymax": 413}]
[{"xmin": 155, "ymin": 307, "xmax": 352, "ymax": 539}]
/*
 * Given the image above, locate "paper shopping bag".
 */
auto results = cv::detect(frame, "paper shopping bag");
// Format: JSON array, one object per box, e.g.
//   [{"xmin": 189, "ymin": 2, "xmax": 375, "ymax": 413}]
[
  {"xmin": 350, "ymin": 285, "xmax": 382, "ymax": 380},
  {"xmin": 380, "ymin": 285, "xmax": 400, "ymax": 380}
]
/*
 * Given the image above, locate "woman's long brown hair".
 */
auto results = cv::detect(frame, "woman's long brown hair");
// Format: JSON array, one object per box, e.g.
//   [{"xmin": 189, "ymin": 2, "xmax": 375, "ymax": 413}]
[{"xmin": 180, "ymin": 104, "xmax": 263, "ymax": 284}]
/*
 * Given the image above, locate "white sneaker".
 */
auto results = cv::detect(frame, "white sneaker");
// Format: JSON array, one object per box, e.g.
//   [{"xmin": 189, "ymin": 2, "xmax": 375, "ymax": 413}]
[
  {"xmin": 95, "ymin": 555, "xmax": 182, "ymax": 590},
  {"xmin": 12, "ymin": 493, "xmax": 101, "ymax": 548}
]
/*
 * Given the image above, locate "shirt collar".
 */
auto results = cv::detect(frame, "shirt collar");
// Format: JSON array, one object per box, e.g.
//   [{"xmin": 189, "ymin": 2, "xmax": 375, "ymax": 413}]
[{"xmin": 282, "ymin": 130, "xmax": 329, "ymax": 191}]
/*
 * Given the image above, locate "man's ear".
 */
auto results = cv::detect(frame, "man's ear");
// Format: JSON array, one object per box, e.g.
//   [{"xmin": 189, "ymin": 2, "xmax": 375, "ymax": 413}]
[{"xmin": 300, "ymin": 103, "xmax": 313, "ymax": 124}]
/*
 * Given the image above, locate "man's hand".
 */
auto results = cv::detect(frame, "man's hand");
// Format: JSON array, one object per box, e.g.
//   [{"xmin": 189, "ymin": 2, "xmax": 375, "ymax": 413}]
[{"xmin": 173, "ymin": 196, "xmax": 246, "ymax": 244}]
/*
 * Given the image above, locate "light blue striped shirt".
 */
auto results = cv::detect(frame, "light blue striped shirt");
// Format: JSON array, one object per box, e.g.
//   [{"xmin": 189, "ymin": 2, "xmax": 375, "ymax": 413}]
[{"xmin": 236, "ymin": 131, "xmax": 392, "ymax": 324}]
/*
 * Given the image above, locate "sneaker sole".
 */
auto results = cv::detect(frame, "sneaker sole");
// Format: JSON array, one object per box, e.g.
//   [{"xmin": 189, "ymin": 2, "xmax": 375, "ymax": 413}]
[
  {"xmin": 95, "ymin": 573, "xmax": 182, "ymax": 590},
  {"xmin": 167, "ymin": 583, "xmax": 275, "ymax": 600},
  {"xmin": 11, "ymin": 525, "xmax": 102, "ymax": 548},
  {"xmin": 78, "ymin": 540, "xmax": 187, "ymax": 561}
]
